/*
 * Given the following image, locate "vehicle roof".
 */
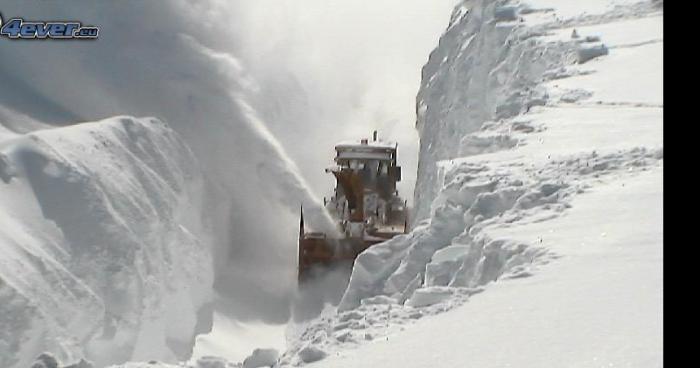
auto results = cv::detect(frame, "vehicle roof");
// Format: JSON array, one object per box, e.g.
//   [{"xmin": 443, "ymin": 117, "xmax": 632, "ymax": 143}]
[{"xmin": 335, "ymin": 139, "xmax": 397, "ymax": 151}]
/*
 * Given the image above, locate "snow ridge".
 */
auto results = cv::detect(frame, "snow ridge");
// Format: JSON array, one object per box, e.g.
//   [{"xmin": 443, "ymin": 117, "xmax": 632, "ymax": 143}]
[
  {"xmin": 413, "ymin": 0, "xmax": 567, "ymax": 222},
  {"xmin": 275, "ymin": 0, "xmax": 663, "ymax": 365},
  {"xmin": 29, "ymin": 0, "xmax": 662, "ymax": 366},
  {"xmin": 0, "ymin": 117, "xmax": 212, "ymax": 367}
]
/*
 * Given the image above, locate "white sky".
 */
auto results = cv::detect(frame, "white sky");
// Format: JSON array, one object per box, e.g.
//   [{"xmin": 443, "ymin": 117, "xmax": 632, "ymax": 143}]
[{"xmin": 228, "ymin": 0, "xmax": 459, "ymax": 201}]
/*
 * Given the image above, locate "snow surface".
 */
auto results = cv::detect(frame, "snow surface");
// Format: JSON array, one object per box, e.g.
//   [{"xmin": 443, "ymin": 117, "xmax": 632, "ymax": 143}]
[
  {"xmin": 274, "ymin": 0, "xmax": 663, "ymax": 366},
  {"xmin": 2, "ymin": 0, "xmax": 662, "ymax": 367},
  {"xmin": 189, "ymin": 312, "xmax": 285, "ymax": 365},
  {"xmin": 0, "ymin": 2, "xmax": 339, "ymax": 366},
  {"xmin": 311, "ymin": 169, "xmax": 662, "ymax": 368},
  {"xmin": 0, "ymin": 117, "xmax": 212, "ymax": 367}
]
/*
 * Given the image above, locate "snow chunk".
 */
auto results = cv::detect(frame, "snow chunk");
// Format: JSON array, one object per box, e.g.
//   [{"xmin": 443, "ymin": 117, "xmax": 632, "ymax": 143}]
[
  {"xmin": 360, "ymin": 295, "xmax": 398, "ymax": 306},
  {"xmin": 338, "ymin": 310, "xmax": 364, "ymax": 322},
  {"xmin": 405, "ymin": 287, "xmax": 454, "ymax": 308},
  {"xmin": 243, "ymin": 348, "xmax": 279, "ymax": 368},
  {"xmin": 425, "ymin": 245, "xmax": 470, "ymax": 286},
  {"xmin": 431, "ymin": 245, "xmax": 470, "ymax": 264},
  {"xmin": 577, "ymin": 43, "xmax": 609, "ymax": 63},
  {"xmin": 193, "ymin": 356, "xmax": 229, "ymax": 368},
  {"xmin": 297, "ymin": 346, "xmax": 327, "ymax": 363},
  {"xmin": 494, "ymin": 6, "xmax": 520, "ymax": 22}
]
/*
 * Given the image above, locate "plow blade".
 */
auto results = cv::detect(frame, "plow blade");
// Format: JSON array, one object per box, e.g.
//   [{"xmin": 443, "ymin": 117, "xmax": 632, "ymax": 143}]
[{"xmin": 297, "ymin": 233, "xmax": 382, "ymax": 282}]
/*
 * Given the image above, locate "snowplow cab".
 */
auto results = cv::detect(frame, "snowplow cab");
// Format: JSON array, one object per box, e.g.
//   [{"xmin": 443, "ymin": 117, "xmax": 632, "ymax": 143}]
[{"xmin": 298, "ymin": 131, "xmax": 409, "ymax": 281}]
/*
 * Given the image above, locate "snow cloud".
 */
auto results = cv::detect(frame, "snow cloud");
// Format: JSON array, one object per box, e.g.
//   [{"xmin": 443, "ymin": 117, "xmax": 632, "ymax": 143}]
[
  {"xmin": 227, "ymin": 0, "xmax": 457, "ymax": 198},
  {"xmin": 0, "ymin": 0, "xmax": 454, "ymax": 322}
]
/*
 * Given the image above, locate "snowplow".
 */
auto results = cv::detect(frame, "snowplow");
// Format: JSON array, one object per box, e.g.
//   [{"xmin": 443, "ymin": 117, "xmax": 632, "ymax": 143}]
[{"xmin": 298, "ymin": 131, "xmax": 409, "ymax": 281}]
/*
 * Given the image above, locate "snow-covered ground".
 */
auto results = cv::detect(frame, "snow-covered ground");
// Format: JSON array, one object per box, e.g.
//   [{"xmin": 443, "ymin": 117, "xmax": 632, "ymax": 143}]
[
  {"xmin": 274, "ymin": 0, "xmax": 663, "ymax": 366},
  {"xmin": 0, "ymin": 2, "xmax": 337, "ymax": 366},
  {"xmin": 2, "ymin": 0, "xmax": 662, "ymax": 367},
  {"xmin": 189, "ymin": 312, "xmax": 286, "ymax": 365},
  {"xmin": 308, "ymin": 167, "xmax": 662, "ymax": 368},
  {"xmin": 0, "ymin": 117, "xmax": 213, "ymax": 367}
]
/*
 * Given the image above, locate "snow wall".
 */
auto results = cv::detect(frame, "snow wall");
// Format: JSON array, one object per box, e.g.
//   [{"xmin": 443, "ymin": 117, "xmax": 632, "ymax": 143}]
[
  {"xmin": 282, "ymin": 0, "xmax": 663, "ymax": 364},
  {"xmin": 0, "ymin": 117, "xmax": 212, "ymax": 367},
  {"xmin": 339, "ymin": 0, "xmax": 662, "ymax": 312},
  {"xmin": 340, "ymin": 0, "xmax": 584, "ymax": 311},
  {"xmin": 412, "ymin": 0, "xmax": 566, "ymax": 222},
  {"xmin": 0, "ymin": 0, "xmax": 455, "ymax": 365},
  {"xmin": 0, "ymin": 1, "xmax": 336, "ymax": 366}
]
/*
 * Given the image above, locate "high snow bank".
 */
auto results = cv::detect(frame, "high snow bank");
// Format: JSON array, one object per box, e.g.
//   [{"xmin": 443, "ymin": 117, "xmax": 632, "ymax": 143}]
[
  {"xmin": 338, "ymin": 145, "xmax": 662, "ymax": 312},
  {"xmin": 0, "ymin": 1, "xmax": 349, "ymax": 365},
  {"xmin": 412, "ymin": 0, "xmax": 569, "ymax": 222},
  {"xmin": 411, "ymin": 0, "xmax": 661, "ymax": 222},
  {"xmin": 316, "ymin": 168, "xmax": 663, "ymax": 368},
  {"xmin": 276, "ymin": 0, "xmax": 662, "ymax": 365},
  {"xmin": 341, "ymin": 0, "xmax": 580, "ymax": 311},
  {"xmin": 341, "ymin": 0, "xmax": 662, "ymax": 314},
  {"xmin": 0, "ymin": 117, "xmax": 212, "ymax": 367},
  {"xmin": 0, "ymin": 1, "xmax": 337, "ymax": 326}
]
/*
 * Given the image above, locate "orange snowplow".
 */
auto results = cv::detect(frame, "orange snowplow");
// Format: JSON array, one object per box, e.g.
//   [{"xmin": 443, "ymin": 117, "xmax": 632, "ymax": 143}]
[{"xmin": 298, "ymin": 131, "xmax": 408, "ymax": 281}]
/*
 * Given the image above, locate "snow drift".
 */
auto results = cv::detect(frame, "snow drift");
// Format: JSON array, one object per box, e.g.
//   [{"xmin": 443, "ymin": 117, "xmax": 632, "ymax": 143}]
[
  {"xmin": 0, "ymin": 0, "xmax": 460, "ymax": 363},
  {"xmin": 100, "ymin": 0, "xmax": 664, "ymax": 365},
  {"xmin": 413, "ymin": 0, "xmax": 566, "ymax": 222},
  {"xmin": 0, "ymin": 117, "xmax": 212, "ymax": 367},
  {"xmin": 0, "ymin": 0, "xmax": 663, "ymax": 366},
  {"xmin": 0, "ymin": 0, "xmax": 337, "ymax": 308},
  {"xmin": 339, "ymin": 0, "xmax": 577, "ymax": 312},
  {"xmin": 0, "ymin": 1, "xmax": 337, "ymax": 365},
  {"xmin": 275, "ymin": 0, "xmax": 662, "ymax": 365},
  {"xmin": 340, "ymin": 0, "xmax": 663, "ymax": 311}
]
